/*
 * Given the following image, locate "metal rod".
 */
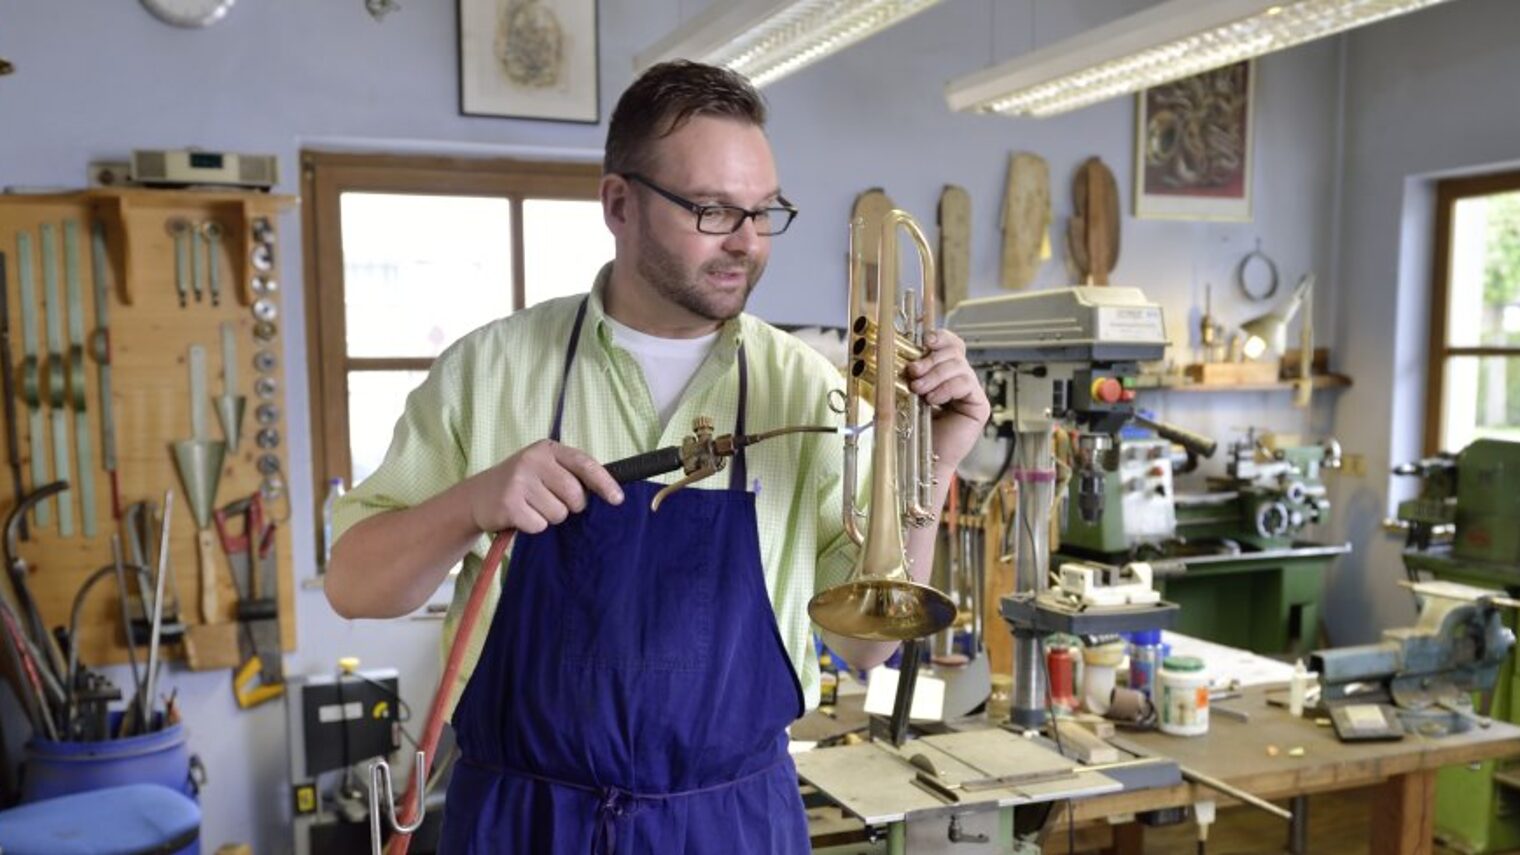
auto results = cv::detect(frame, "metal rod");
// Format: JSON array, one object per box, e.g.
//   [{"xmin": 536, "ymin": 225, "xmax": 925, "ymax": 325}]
[
  {"xmin": 1181, "ymin": 765, "xmax": 1293, "ymax": 822},
  {"xmin": 111, "ymin": 534, "xmax": 146, "ymax": 730},
  {"xmin": 142, "ymin": 490, "xmax": 173, "ymax": 730}
]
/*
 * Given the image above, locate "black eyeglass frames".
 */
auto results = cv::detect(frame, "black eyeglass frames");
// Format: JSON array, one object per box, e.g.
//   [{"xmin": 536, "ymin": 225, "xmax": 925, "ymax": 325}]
[{"xmin": 623, "ymin": 172, "xmax": 798, "ymax": 236}]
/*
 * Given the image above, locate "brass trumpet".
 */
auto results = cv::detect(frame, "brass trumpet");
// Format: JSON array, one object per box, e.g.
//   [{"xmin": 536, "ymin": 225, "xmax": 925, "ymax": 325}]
[{"xmin": 808, "ymin": 211, "xmax": 956, "ymax": 642}]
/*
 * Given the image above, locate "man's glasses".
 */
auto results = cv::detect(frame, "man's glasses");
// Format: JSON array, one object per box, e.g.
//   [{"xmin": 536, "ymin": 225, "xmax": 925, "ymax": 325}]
[{"xmin": 623, "ymin": 173, "xmax": 797, "ymax": 236}]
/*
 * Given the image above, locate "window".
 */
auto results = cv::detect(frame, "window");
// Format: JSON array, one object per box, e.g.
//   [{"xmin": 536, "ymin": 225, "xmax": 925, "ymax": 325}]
[
  {"xmin": 302, "ymin": 151, "xmax": 610, "ymax": 495},
  {"xmin": 1428, "ymin": 170, "xmax": 1520, "ymax": 453}
]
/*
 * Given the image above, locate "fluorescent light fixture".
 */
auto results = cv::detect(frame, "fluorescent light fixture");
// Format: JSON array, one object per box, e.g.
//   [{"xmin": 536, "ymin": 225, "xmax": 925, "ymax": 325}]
[
  {"xmin": 946, "ymin": 0, "xmax": 1457, "ymax": 118},
  {"xmin": 636, "ymin": 0, "xmax": 946, "ymax": 88}
]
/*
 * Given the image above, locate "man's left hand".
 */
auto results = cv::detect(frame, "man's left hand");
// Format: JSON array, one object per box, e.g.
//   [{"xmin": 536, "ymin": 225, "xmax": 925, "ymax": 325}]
[{"xmin": 907, "ymin": 329, "xmax": 991, "ymax": 471}]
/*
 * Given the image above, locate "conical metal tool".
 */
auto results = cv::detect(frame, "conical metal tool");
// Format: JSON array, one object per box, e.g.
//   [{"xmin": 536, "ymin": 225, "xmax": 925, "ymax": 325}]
[
  {"xmin": 214, "ymin": 322, "xmax": 245, "ymax": 452},
  {"xmin": 171, "ymin": 345, "xmax": 226, "ymax": 530}
]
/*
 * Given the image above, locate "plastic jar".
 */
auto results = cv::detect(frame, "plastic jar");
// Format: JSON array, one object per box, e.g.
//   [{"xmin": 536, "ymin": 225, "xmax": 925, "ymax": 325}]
[
  {"xmin": 1158, "ymin": 655, "xmax": 1210, "ymax": 736},
  {"xmin": 1081, "ymin": 640, "xmax": 1126, "ymax": 714},
  {"xmin": 987, "ymin": 674, "xmax": 1014, "ymax": 723}
]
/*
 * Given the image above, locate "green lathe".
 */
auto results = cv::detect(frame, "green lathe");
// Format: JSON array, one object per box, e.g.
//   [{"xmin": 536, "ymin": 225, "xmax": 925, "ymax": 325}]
[{"xmin": 1056, "ymin": 433, "xmax": 1348, "ymax": 656}]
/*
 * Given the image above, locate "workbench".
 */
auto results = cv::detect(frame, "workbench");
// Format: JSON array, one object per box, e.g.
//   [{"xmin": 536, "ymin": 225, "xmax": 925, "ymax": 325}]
[
  {"xmin": 1056, "ymin": 686, "xmax": 1520, "ymax": 855},
  {"xmin": 801, "ymin": 685, "xmax": 1520, "ymax": 853}
]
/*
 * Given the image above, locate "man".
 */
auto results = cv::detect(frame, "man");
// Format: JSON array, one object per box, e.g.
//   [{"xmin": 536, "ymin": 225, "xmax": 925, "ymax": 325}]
[{"xmin": 327, "ymin": 61, "xmax": 989, "ymax": 854}]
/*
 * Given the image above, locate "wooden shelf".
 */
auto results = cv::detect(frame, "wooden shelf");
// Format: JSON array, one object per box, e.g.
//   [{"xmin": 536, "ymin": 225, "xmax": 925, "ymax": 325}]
[
  {"xmin": 88, "ymin": 188, "xmax": 294, "ymax": 307},
  {"xmin": 1138, "ymin": 373, "xmax": 1353, "ymax": 393}
]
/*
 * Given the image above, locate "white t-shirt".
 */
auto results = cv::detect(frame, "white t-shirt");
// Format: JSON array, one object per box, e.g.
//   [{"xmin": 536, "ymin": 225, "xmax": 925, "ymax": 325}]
[{"xmin": 602, "ymin": 314, "xmax": 720, "ymax": 425}]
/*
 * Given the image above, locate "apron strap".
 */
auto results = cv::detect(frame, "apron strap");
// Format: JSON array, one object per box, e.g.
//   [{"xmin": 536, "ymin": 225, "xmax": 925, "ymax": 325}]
[
  {"xmin": 728, "ymin": 343, "xmax": 748, "ymax": 492},
  {"xmin": 553, "ymin": 295, "xmax": 750, "ymax": 492},
  {"xmin": 549, "ymin": 297, "xmax": 591, "ymax": 444}
]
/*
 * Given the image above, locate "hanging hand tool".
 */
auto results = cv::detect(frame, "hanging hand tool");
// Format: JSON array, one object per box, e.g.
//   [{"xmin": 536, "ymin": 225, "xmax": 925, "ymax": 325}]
[
  {"xmin": 214, "ymin": 491, "xmax": 283, "ymax": 707},
  {"xmin": 215, "ymin": 321, "xmax": 245, "ymax": 451},
  {"xmin": 378, "ymin": 419, "xmax": 858, "ymax": 855},
  {"xmin": 124, "ymin": 501, "xmax": 183, "ymax": 646},
  {"xmin": 40, "ymin": 224, "xmax": 75, "ymax": 536},
  {"xmin": 89, "ymin": 220, "xmax": 122, "ymax": 521},
  {"xmin": 201, "ymin": 222, "xmax": 223, "ymax": 307},
  {"xmin": 0, "ymin": 252, "xmax": 26, "ymax": 540},
  {"xmin": 16, "ymin": 232, "xmax": 51, "ymax": 527},
  {"xmin": 64, "ymin": 221, "xmax": 98, "ymax": 538},
  {"xmin": 110, "ymin": 535, "xmax": 148, "ymax": 734},
  {"xmin": 171, "ymin": 345, "xmax": 228, "ymax": 624},
  {"xmin": 190, "ymin": 219, "xmax": 204, "ymax": 304},
  {"xmin": 168, "ymin": 219, "xmax": 191, "ymax": 308}
]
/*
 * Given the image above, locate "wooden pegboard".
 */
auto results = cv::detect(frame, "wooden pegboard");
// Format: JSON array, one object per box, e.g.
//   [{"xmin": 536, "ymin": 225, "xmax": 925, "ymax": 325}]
[{"xmin": 0, "ymin": 188, "xmax": 295, "ymax": 670}]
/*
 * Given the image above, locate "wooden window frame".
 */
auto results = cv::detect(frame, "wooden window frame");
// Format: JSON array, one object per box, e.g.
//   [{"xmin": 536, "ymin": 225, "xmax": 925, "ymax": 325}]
[
  {"xmin": 1426, "ymin": 169, "xmax": 1520, "ymax": 454},
  {"xmin": 300, "ymin": 150, "xmax": 602, "ymax": 505}
]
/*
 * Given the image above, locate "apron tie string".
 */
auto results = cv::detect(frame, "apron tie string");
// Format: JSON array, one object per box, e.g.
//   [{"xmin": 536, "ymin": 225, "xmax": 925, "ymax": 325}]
[{"xmin": 463, "ymin": 755, "xmax": 788, "ymax": 855}]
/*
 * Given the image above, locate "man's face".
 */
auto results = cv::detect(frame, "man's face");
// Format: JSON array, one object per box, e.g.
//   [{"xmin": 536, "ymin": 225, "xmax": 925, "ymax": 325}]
[{"xmin": 626, "ymin": 116, "xmax": 779, "ymax": 325}]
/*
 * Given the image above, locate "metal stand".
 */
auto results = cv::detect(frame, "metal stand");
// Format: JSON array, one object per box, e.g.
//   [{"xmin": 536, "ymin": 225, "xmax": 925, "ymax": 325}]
[{"xmin": 367, "ymin": 751, "xmax": 425, "ymax": 855}]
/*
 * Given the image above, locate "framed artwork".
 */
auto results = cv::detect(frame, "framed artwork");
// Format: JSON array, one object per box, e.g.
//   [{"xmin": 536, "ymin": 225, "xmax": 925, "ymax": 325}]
[
  {"xmin": 1134, "ymin": 60, "xmax": 1254, "ymax": 221},
  {"xmin": 458, "ymin": 0, "xmax": 600, "ymax": 123}
]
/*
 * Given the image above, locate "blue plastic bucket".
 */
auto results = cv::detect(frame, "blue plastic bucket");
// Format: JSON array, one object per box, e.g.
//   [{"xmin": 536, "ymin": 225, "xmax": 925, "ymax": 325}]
[{"xmin": 21, "ymin": 716, "xmax": 194, "ymax": 803}]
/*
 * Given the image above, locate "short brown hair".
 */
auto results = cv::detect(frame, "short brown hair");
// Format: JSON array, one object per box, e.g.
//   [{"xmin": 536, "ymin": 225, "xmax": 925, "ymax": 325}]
[{"xmin": 604, "ymin": 61, "xmax": 767, "ymax": 176}]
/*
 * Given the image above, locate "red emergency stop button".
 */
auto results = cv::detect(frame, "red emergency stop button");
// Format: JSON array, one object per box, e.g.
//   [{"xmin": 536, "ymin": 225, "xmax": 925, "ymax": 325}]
[{"xmin": 1090, "ymin": 376, "xmax": 1123, "ymax": 403}]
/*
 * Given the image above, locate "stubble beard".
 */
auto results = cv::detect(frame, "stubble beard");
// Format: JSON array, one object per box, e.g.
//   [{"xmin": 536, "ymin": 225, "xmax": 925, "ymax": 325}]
[{"xmin": 635, "ymin": 226, "xmax": 763, "ymax": 323}]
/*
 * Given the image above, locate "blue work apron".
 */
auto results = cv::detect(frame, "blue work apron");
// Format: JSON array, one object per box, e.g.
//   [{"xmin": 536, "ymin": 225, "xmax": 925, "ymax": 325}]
[{"xmin": 441, "ymin": 299, "xmax": 810, "ymax": 854}]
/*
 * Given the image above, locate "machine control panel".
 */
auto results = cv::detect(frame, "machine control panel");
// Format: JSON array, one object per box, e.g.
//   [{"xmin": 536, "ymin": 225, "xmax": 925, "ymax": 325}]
[{"xmin": 1119, "ymin": 439, "xmax": 1177, "ymax": 542}]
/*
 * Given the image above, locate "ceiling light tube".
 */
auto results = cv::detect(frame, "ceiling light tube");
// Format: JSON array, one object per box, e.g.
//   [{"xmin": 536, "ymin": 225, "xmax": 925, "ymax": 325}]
[
  {"xmin": 946, "ymin": 0, "xmax": 1456, "ymax": 118},
  {"xmin": 637, "ymin": 0, "xmax": 946, "ymax": 88}
]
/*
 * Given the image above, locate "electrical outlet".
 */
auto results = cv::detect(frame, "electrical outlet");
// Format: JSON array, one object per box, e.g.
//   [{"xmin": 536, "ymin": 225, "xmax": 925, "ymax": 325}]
[{"xmin": 1344, "ymin": 453, "xmax": 1367, "ymax": 477}]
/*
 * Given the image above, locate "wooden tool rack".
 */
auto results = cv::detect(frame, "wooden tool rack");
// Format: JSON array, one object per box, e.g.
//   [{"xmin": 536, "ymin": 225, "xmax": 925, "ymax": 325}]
[{"xmin": 0, "ymin": 188, "xmax": 295, "ymax": 670}]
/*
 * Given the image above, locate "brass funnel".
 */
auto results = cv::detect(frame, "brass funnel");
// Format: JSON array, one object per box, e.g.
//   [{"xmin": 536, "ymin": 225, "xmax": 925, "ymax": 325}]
[
  {"xmin": 172, "ymin": 439, "xmax": 226, "ymax": 531},
  {"xmin": 215, "ymin": 322, "xmax": 246, "ymax": 451},
  {"xmin": 215, "ymin": 396, "xmax": 246, "ymax": 452},
  {"xmin": 173, "ymin": 345, "xmax": 226, "ymax": 530}
]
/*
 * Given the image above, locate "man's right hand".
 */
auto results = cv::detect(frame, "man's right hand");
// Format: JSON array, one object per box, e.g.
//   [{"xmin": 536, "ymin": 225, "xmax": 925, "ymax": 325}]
[{"xmin": 464, "ymin": 439, "xmax": 625, "ymax": 534}]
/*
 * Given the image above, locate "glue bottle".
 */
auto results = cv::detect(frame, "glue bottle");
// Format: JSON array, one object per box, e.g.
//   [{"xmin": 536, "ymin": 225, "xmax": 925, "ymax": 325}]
[{"xmin": 1289, "ymin": 659, "xmax": 1311, "ymax": 717}]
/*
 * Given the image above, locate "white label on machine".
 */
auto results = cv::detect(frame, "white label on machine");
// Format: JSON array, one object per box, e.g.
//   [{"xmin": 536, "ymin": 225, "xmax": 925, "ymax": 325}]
[
  {"xmin": 317, "ymin": 701, "xmax": 364, "ymax": 723},
  {"xmin": 1096, "ymin": 306, "xmax": 1166, "ymax": 343},
  {"xmin": 863, "ymin": 665, "xmax": 946, "ymax": 721}
]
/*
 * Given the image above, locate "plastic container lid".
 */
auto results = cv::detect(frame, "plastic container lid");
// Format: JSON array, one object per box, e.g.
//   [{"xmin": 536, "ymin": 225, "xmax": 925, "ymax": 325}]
[
  {"xmin": 1162, "ymin": 655, "xmax": 1205, "ymax": 672},
  {"xmin": 1130, "ymin": 629, "xmax": 1163, "ymax": 645}
]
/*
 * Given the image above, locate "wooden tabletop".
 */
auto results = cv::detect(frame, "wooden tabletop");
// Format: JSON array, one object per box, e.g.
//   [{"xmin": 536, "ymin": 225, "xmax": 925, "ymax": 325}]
[{"xmin": 1066, "ymin": 688, "xmax": 1520, "ymax": 821}]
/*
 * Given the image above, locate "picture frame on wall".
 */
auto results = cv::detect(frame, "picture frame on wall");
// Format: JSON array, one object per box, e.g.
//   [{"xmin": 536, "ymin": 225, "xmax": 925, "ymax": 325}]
[
  {"xmin": 1133, "ymin": 60, "xmax": 1254, "ymax": 221},
  {"xmin": 458, "ymin": 0, "xmax": 600, "ymax": 123}
]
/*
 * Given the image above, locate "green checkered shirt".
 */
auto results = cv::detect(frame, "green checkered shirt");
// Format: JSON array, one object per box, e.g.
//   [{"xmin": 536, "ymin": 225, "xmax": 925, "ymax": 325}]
[{"xmin": 333, "ymin": 267, "xmax": 861, "ymax": 716}]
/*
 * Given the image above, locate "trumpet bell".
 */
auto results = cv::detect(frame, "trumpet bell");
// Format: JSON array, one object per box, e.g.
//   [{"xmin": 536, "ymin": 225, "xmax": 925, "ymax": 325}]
[{"xmin": 809, "ymin": 578, "xmax": 957, "ymax": 642}]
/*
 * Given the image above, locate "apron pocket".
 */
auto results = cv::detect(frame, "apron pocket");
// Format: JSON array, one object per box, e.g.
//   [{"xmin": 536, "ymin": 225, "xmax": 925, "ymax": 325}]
[{"xmin": 558, "ymin": 511, "xmax": 716, "ymax": 672}]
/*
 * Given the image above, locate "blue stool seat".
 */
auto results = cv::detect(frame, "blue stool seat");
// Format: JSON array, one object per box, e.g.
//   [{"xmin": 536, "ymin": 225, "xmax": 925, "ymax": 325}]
[{"xmin": 0, "ymin": 783, "xmax": 200, "ymax": 855}]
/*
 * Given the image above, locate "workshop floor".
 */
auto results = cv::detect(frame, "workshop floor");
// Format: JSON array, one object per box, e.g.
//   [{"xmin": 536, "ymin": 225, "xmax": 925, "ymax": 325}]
[{"xmin": 1048, "ymin": 785, "xmax": 1499, "ymax": 854}]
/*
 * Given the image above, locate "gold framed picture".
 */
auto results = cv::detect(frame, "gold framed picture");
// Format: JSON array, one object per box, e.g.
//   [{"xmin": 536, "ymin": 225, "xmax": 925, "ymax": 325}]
[
  {"xmin": 1134, "ymin": 61, "xmax": 1255, "ymax": 221},
  {"xmin": 458, "ymin": 0, "xmax": 600, "ymax": 123}
]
